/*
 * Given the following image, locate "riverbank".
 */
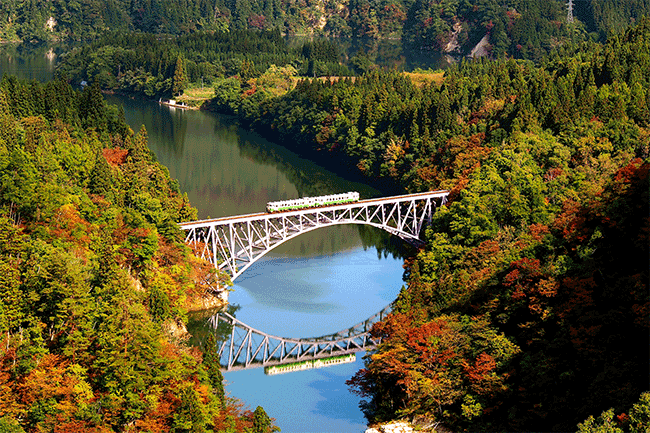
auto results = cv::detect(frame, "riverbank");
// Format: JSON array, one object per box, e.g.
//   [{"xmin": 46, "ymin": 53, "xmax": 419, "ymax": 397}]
[
  {"xmin": 169, "ymin": 70, "xmax": 446, "ymax": 111},
  {"xmin": 172, "ymin": 86, "xmax": 215, "ymax": 108}
]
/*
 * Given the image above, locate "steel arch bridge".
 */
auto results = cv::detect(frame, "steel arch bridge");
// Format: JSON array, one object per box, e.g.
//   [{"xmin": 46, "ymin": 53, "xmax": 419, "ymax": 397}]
[
  {"xmin": 207, "ymin": 305, "xmax": 392, "ymax": 371},
  {"xmin": 180, "ymin": 190, "xmax": 449, "ymax": 282}
]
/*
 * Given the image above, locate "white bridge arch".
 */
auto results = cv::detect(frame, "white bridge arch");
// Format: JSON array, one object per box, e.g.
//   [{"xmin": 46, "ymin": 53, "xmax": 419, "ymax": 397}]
[
  {"xmin": 180, "ymin": 191, "xmax": 449, "ymax": 282},
  {"xmin": 208, "ymin": 305, "xmax": 392, "ymax": 371}
]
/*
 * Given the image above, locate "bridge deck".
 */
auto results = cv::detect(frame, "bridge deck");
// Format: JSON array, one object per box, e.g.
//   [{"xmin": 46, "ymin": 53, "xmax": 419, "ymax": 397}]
[{"xmin": 179, "ymin": 190, "xmax": 449, "ymax": 229}]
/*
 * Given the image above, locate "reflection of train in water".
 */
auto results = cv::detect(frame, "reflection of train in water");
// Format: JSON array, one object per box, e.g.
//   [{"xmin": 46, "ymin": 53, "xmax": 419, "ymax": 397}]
[
  {"xmin": 264, "ymin": 354, "xmax": 356, "ymax": 375},
  {"xmin": 266, "ymin": 192, "xmax": 360, "ymax": 213}
]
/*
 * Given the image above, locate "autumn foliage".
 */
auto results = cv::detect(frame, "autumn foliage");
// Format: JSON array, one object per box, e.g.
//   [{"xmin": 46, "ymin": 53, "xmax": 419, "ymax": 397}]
[
  {"xmin": 0, "ymin": 77, "xmax": 266, "ymax": 432},
  {"xmin": 346, "ymin": 21, "xmax": 650, "ymax": 431}
]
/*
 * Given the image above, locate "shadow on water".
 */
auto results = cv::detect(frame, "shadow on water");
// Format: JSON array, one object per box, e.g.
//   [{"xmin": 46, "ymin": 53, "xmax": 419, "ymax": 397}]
[
  {"xmin": 0, "ymin": 43, "xmax": 68, "ymax": 82},
  {"xmin": 235, "ymin": 128, "xmax": 380, "ymax": 200},
  {"xmin": 233, "ymin": 131, "xmax": 417, "ymax": 261},
  {"xmin": 187, "ymin": 304, "xmax": 241, "ymax": 349},
  {"xmin": 104, "ymin": 94, "xmax": 193, "ymax": 158}
]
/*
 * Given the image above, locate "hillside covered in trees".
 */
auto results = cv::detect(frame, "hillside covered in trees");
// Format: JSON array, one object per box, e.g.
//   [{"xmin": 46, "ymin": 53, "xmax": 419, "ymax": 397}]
[
  {"xmin": 1, "ymin": 4, "xmax": 648, "ymax": 432},
  {"xmin": 2, "ymin": 0, "xmax": 649, "ymax": 58},
  {"xmin": 0, "ymin": 77, "xmax": 277, "ymax": 432},
  {"xmin": 55, "ymin": 30, "xmax": 350, "ymax": 98},
  {"xmin": 202, "ymin": 19, "xmax": 649, "ymax": 430}
]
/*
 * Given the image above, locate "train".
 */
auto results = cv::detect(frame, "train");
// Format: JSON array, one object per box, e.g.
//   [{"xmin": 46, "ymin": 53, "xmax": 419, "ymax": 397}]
[
  {"xmin": 264, "ymin": 354, "xmax": 356, "ymax": 375},
  {"xmin": 266, "ymin": 191, "xmax": 360, "ymax": 213}
]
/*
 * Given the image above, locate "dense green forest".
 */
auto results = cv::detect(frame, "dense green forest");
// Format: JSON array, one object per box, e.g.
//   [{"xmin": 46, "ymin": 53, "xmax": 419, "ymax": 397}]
[
  {"xmin": 206, "ymin": 19, "xmax": 649, "ymax": 430},
  {"xmin": 55, "ymin": 30, "xmax": 351, "ymax": 98},
  {"xmin": 0, "ymin": 77, "xmax": 278, "ymax": 432},
  {"xmin": 2, "ymin": 0, "xmax": 649, "ymax": 58}
]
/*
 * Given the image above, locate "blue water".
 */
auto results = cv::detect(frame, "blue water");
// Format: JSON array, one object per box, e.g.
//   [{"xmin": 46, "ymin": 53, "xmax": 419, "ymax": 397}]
[
  {"xmin": 107, "ymin": 93, "xmax": 406, "ymax": 433},
  {"xmin": 224, "ymin": 247, "xmax": 404, "ymax": 433},
  {"xmin": 2, "ymin": 46, "xmax": 408, "ymax": 433}
]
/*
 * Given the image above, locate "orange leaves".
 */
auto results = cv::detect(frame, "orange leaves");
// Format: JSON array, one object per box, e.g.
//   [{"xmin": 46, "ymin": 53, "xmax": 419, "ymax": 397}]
[
  {"xmin": 212, "ymin": 397, "xmax": 256, "ymax": 433},
  {"xmin": 47, "ymin": 203, "xmax": 93, "ymax": 252},
  {"xmin": 17, "ymin": 354, "xmax": 70, "ymax": 406},
  {"xmin": 527, "ymin": 223, "xmax": 550, "ymax": 242},
  {"xmin": 371, "ymin": 311, "xmax": 413, "ymax": 340},
  {"xmin": 102, "ymin": 147, "xmax": 129, "ymax": 167},
  {"xmin": 504, "ymin": 258, "xmax": 558, "ymax": 320},
  {"xmin": 0, "ymin": 365, "xmax": 23, "ymax": 419},
  {"xmin": 613, "ymin": 157, "xmax": 646, "ymax": 183},
  {"xmin": 463, "ymin": 353, "xmax": 501, "ymax": 396},
  {"xmin": 52, "ymin": 418, "xmax": 112, "ymax": 433},
  {"xmin": 406, "ymin": 319, "xmax": 458, "ymax": 367},
  {"xmin": 0, "ymin": 354, "xmax": 103, "ymax": 430},
  {"xmin": 350, "ymin": 310, "xmax": 521, "ymax": 423}
]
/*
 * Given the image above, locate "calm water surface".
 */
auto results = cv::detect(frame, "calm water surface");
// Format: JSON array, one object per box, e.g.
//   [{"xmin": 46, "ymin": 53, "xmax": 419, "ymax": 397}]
[
  {"xmin": 1, "ymin": 47, "xmax": 408, "ymax": 432},
  {"xmin": 106, "ymin": 96, "xmax": 407, "ymax": 433}
]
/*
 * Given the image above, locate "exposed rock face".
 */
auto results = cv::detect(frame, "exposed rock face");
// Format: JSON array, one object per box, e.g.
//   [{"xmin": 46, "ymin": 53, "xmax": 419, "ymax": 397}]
[
  {"xmin": 46, "ymin": 16, "xmax": 56, "ymax": 31},
  {"xmin": 469, "ymin": 33, "xmax": 491, "ymax": 58},
  {"xmin": 164, "ymin": 319, "xmax": 189, "ymax": 339},
  {"xmin": 186, "ymin": 291, "xmax": 228, "ymax": 311},
  {"xmin": 443, "ymin": 21, "xmax": 463, "ymax": 53},
  {"xmin": 366, "ymin": 416, "xmax": 444, "ymax": 433},
  {"xmin": 365, "ymin": 422, "xmax": 414, "ymax": 433}
]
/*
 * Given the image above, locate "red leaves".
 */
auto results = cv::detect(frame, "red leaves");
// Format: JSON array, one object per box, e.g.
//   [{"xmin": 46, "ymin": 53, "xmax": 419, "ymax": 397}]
[
  {"xmin": 613, "ymin": 157, "xmax": 646, "ymax": 183},
  {"xmin": 463, "ymin": 353, "xmax": 499, "ymax": 396},
  {"xmin": 527, "ymin": 223, "xmax": 550, "ymax": 242},
  {"xmin": 406, "ymin": 319, "xmax": 457, "ymax": 367},
  {"xmin": 504, "ymin": 258, "xmax": 558, "ymax": 324},
  {"xmin": 543, "ymin": 166, "xmax": 564, "ymax": 182},
  {"xmin": 102, "ymin": 147, "xmax": 128, "ymax": 167}
]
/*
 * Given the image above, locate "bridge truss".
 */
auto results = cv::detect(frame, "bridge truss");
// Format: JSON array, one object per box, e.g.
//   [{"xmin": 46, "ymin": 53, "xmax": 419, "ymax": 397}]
[
  {"xmin": 208, "ymin": 306, "xmax": 391, "ymax": 371},
  {"xmin": 180, "ymin": 191, "xmax": 449, "ymax": 282}
]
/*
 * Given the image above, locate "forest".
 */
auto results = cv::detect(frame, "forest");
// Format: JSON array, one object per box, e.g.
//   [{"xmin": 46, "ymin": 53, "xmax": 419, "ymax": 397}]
[
  {"xmin": 0, "ymin": 3, "xmax": 648, "ymax": 432},
  {"xmin": 2, "ymin": 0, "xmax": 649, "ymax": 58},
  {"xmin": 55, "ymin": 30, "xmax": 351, "ymax": 98},
  {"xmin": 0, "ymin": 78, "xmax": 277, "ymax": 432},
  {"xmin": 205, "ymin": 19, "xmax": 649, "ymax": 430}
]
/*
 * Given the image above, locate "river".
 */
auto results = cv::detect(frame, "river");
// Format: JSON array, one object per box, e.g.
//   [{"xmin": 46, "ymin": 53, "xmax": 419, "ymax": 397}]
[
  {"xmin": 2, "ymin": 44, "xmax": 409, "ymax": 433},
  {"xmin": 107, "ymin": 95, "xmax": 408, "ymax": 433}
]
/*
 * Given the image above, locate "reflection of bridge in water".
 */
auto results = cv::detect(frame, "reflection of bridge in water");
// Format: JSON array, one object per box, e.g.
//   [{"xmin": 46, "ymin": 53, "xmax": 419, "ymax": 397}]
[
  {"xmin": 209, "ymin": 305, "xmax": 391, "ymax": 372},
  {"xmin": 183, "ymin": 191, "xmax": 450, "ymax": 371},
  {"xmin": 180, "ymin": 191, "xmax": 449, "ymax": 282}
]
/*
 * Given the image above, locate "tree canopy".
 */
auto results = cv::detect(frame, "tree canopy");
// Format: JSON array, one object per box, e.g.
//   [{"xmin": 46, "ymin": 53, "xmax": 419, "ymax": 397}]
[
  {"xmin": 205, "ymin": 18, "xmax": 650, "ymax": 430},
  {"xmin": 0, "ymin": 76, "xmax": 275, "ymax": 433}
]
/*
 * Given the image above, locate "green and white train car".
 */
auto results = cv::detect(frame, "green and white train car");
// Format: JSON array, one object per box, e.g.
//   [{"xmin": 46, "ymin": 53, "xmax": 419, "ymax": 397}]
[
  {"xmin": 264, "ymin": 354, "xmax": 356, "ymax": 375},
  {"xmin": 266, "ymin": 191, "xmax": 360, "ymax": 213}
]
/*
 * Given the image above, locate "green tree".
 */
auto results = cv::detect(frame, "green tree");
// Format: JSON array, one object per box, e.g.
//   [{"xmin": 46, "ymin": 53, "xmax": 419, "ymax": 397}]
[
  {"xmin": 172, "ymin": 56, "xmax": 187, "ymax": 97},
  {"xmin": 251, "ymin": 406, "xmax": 279, "ymax": 433},
  {"xmin": 0, "ymin": 416, "xmax": 26, "ymax": 433},
  {"xmin": 203, "ymin": 334, "xmax": 226, "ymax": 409}
]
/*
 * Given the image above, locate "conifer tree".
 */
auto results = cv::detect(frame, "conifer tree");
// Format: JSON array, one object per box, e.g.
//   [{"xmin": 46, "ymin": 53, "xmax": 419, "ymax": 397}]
[
  {"xmin": 252, "ymin": 406, "xmax": 278, "ymax": 433},
  {"xmin": 172, "ymin": 56, "xmax": 187, "ymax": 97},
  {"xmin": 89, "ymin": 150, "xmax": 113, "ymax": 197}
]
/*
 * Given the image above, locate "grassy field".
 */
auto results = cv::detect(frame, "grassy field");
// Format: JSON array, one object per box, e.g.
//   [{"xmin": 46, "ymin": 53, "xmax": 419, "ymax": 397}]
[
  {"xmin": 404, "ymin": 70, "xmax": 445, "ymax": 87},
  {"xmin": 175, "ymin": 86, "xmax": 215, "ymax": 108}
]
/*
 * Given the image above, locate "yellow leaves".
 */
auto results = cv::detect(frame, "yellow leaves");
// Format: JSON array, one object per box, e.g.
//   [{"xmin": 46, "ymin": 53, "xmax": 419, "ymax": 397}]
[
  {"xmin": 0, "ymin": 369, "xmax": 23, "ymax": 419},
  {"xmin": 2, "ymin": 354, "xmax": 98, "ymax": 427},
  {"xmin": 383, "ymin": 137, "xmax": 408, "ymax": 179},
  {"xmin": 255, "ymin": 65, "xmax": 299, "ymax": 97},
  {"xmin": 461, "ymin": 394, "xmax": 483, "ymax": 421}
]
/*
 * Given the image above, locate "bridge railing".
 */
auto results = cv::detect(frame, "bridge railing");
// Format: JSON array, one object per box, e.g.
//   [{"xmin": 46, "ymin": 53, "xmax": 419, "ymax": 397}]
[
  {"xmin": 180, "ymin": 191, "xmax": 449, "ymax": 282},
  {"xmin": 207, "ymin": 304, "xmax": 392, "ymax": 372}
]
